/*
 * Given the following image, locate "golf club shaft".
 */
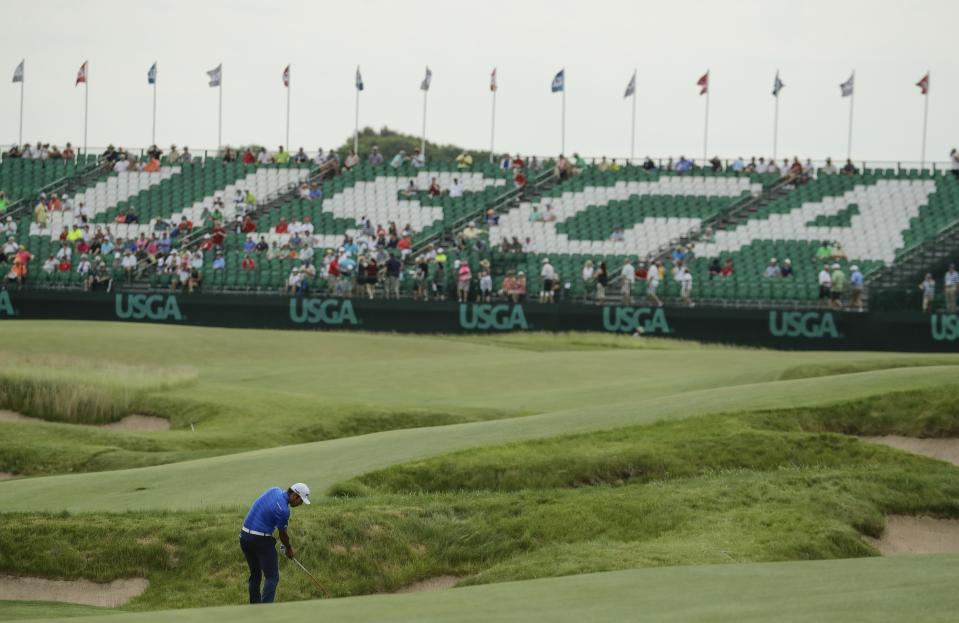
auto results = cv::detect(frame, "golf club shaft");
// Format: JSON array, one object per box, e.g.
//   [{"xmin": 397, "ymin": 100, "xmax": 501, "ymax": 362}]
[{"xmin": 292, "ymin": 556, "xmax": 329, "ymax": 597}]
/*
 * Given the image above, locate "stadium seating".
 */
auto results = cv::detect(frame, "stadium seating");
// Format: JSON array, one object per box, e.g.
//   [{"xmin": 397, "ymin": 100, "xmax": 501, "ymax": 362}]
[{"xmin": 0, "ymin": 157, "xmax": 89, "ymax": 204}]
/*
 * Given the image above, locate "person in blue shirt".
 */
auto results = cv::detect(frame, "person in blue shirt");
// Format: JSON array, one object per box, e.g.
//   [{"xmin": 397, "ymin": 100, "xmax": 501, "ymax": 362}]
[
  {"xmin": 243, "ymin": 237, "xmax": 257, "ymax": 253},
  {"xmin": 240, "ymin": 483, "xmax": 311, "ymax": 604}
]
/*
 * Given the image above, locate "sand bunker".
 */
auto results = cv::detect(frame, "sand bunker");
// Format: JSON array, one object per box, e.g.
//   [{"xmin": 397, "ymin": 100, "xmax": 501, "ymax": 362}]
[
  {"xmin": 861, "ymin": 436, "xmax": 959, "ymax": 467},
  {"xmin": 0, "ymin": 575, "xmax": 148, "ymax": 607},
  {"xmin": 866, "ymin": 516, "xmax": 959, "ymax": 555},
  {"xmin": 100, "ymin": 415, "xmax": 170, "ymax": 432},
  {"xmin": 0, "ymin": 410, "xmax": 169, "ymax": 431},
  {"xmin": 395, "ymin": 576, "xmax": 459, "ymax": 593},
  {"xmin": 0, "ymin": 472, "xmax": 15, "ymax": 480}
]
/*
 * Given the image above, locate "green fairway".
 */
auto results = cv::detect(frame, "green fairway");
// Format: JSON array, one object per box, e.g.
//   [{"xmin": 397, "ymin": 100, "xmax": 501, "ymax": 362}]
[
  {"xmin": 0, "ymin": 602, "xmax": 113, "ymax": 621},
  {"xmin": 6, "ymin": 555, "xmax": 958, "ymax": 623}
]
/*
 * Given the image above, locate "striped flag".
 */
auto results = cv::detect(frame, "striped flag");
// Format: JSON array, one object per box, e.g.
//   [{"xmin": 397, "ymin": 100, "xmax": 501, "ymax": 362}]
[
  {"xmin": 355, "ymin": 66, "xmax": 364, "ymax": 91},
  {"xmin": 551, "ymin": 69, "xmax": 565, "ymax": 93},
  {"xmin": 840, "ymin": 72, "xmax": 854, "ymax": 97},
  {"xmin": 772, "ymin": 71, "xmax": 784, "ymax": 97},
  {"xmin": 12, "ymin": 60, "xmax": 23, "ymax": 83},
  {"xmin": 282, "ymin": 65, "xmax": 290, "ymax": 88},
  {"xmin": 490, "ymin": 68, "xmax": 497, "ymax": 92},
  {"xmin": 75, "ymin": 61, "xmax": 87, "ymax": 86},
  {"xmin": 420, "ymin": 67, "xmax": 432, "ymax": 91},
  {"xmin": 147, "ymin": 62, "xmax": 157, "ymax": 85},
  {"xmin": 697, "ymin": 71, "xmax": 709, "ymax": 95},
  {"xmin": 916, "ymin": 72, "xmax": 929, "ymax": 95},
  {"xmin": 624, "ymin": 71, "xmax": 636, "ymax": 98},
  {"xmin": 207, "ymin": 64, "xmax": 222, "ymax": 87}
]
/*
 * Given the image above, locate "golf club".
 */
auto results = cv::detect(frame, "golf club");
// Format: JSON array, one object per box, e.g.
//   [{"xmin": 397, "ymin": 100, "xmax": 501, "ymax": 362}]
[{"xmin": 280, "ymin": 545, "xmax": 330, "ymax": 598}]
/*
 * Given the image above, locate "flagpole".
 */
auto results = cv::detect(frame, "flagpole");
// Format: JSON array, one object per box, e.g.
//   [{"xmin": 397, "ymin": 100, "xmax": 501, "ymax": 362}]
[
  {"xmin": 152, "ymin": 72, "xmax": 157, "ymax": 146},
  {"xmin": 846, "ymin": 71, "xmax": 854, "ymax": 161},
  {"xmin": 285, "ymin": 66, "xmax": 291, "ymax": 150},
  {"xmin": 490, "ymin": 85, "xmax": 496, "ymax": 164},
  {"xmin": 353, "ymin": 84, "xmax": 360, "ymax": 155},
  {"xmin": 218, "ymin": 67, "xmax": 223, "ymax": 150},
  {"xmin": 702, "ymin": 84, "xmax": 709, "ymax": 165},
  {"xmin": 83, "ymin": 66, "xmax": 89, "ymax": 157},
  {"xmin": 421, "ymin": 87, "xmax": 427, "ymax": 157},
  {"xmin": 561, "ymin": 87, "xmax": 566, "ymax": 155},
  {"xmin": 920, "ymin": 70, "xmax": 929, "ymax": 169},
  {"xmin": 772, "ymin": 91, "xmax": 779, "ymax": 161},
  {"xmin": 18, "ymin": 60, "xmax": 24, "ymax": 147},
  {"xmin": 630, "ymin": 70, "xmax": 636, "ymax": 165}
]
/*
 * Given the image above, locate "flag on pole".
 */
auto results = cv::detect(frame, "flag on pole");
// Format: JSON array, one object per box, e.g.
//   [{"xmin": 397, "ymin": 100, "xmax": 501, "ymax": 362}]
[
  {"xmin": 420, "ymin": 67, "xmax": 432, "ymax": 91},
  {"xmin": 282, "ymin": 65, "xmax": 290, "ymax": 87},
  {"xmin": 76, "ymin": 61, "xmax": 87, "ymax": 86},
  {"xmin": 551, "ymin": 69, "xmax": 565, "ymax": 93},
  {"xmin": 624, "ymin": 71, "xmax": 636, "ymax": 98},
  {"xmin": 772, "ymin": 71, "xmax": 784, "ymax": 97},
  {"xmin": 696, "ymin": 71, "xmax": 709, "ymax": 95},
  {"xmin": 207, "ymin": 64, "xmax": 222, "ymax": 87},
  {"xmin": 840, "ymin": 73, "xmax": 854, "ymax": 97},
  {"xmin": 490, "ymin": 68, "xmax": 497, "ymax": 92},
  {"xmin": 916, "ymin": 72, "xmax": 929, "ymax": 95},
  {"xmin": 12, "ymin": 60, "xmax": 24, "ymax": 83},
  {"xmin": 355, "ymin": 66, "xmax": 364, "ymax": 91},
  {"xmin": 147, "ymin": 62, "xmax": 157, "ymax": 85}
]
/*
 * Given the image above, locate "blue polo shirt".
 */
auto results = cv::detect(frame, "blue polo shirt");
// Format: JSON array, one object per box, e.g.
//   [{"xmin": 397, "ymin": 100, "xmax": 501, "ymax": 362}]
[{"xmin": 243, "ymin": 487, "xmax": 290, "ymax": 534}]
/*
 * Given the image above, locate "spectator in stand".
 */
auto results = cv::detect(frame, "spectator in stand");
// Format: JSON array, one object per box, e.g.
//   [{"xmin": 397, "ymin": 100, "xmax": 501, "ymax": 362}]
[
  {"xmin": 256, "ymin": 147, "xmax": 271, "ymax": 165},
  {"xmin": 709, "ymin": 155, "xmax": 723, "ymax": 172},
  {"xmin": 275, "ymin": 217, "xmax": 289, "ymax": 234},
  {"xmin": 242, "ymin": 148, "xmax": 256, "ymax": 164},
  {"xmin": 512, "ymin": 154, "xmax": 525, "ymax": 169},
  {"xmin": 390, "ymin": 150, "xmax": 407, "ymax": 168},
  {"xmin": 849, "ymin": 265, "xmax": 864, "ymax": 311},
  {"xmin": 919, "ymin": 273, "xmax": 936, "ymax": 313},
  {"xmin": 287, "ymin": 265, "xmax": 304, "ymax": 295},
  {"xmin": 0, "ymin": 192, "xmax": 7, "ymax": 215},
  {"xmin": 42, "ymin": 255, "xmax": 56, "ymax": 275},
  {"xmin": 730, "ymin": 157, "xmax": 745, "ymax": 173},
  {"xmin": 309, "ymin": 184, "xmax": 323, "ymax": 200},
  {"xmin": 540, "ymin": 258, "xmax": 556, "ymax": 303},
  {"xmin": 765, "ymin": 258, "xmax": 781, "ymax": 278},
  {"xmin": 125, "ymin": 208, "xmax": 138, "ymax": 224},
  {"xmin": 213, "ymin": 252, "xmax": 226, "ymax": 271},
  {"xmin": 367, "ymin": 146, "xmax": 385, "ymax": 166},
  {"xmin": 403, "ymin": 180, "xmax": 418, "ymax": 197},
  {"xmin": 144, "ymin": 155, "xmax": 161, "ymax": 172},
  {"xmin": 767, "ymin": 158, "xmax": 780, "ymax": 175},
  {"xmin": 456, "ymin": 259, "xmax": 472, "ymax": 303},
  {"xmin": 411, "ymin": 149, "xmax": 426, "ymax": 168},
  {"xmin": 609, "ymin": 226, "xmax": 624, "ymax": 242},
  {"xmin": 62, "ymin": 143, "xmax": 75, "ymax": 160},
  {"xmin": 642, "ymin": 157, "xmax": 656, "ymax": 170},
  {"xmin": 646, "ymin": 261, "xmax": 663, "ymax": 306},
  {"xmin": 819, "ymin": 157, "xmax": 837, "ymax": 175},
  {"xmin": 780, "ymin": 258, "xmax": 794, "ymax": 278},
  {"xmin": 708, "ymin": 258, "xmax": 722, "ymax": 279},
  {"xmin": 9, "ymin": 245, "xmax": 31, "ymax": 286},
  {"xmin": 34, "ymin": 195, "xmax": 48, "ymax": 228},
  {"xmin": 121, "ymin": 249, "xmax": 137, "ymax": 281},
  {"xmin": 951, "ymin": 149, "xmax": 959, "ymax": 179},
  {"xmin": 499, "ymin": 270, "xmax": 518, "ymax": 302},
  {"xmin": 361, "ymin": 256, "xmax": 378, "ymax": 299},
  {"xmin": 293, "ymin": 147, "xmax": 309, "ymax": 163},
  {"xmin": 620, "ymin": 258, "xmax": 635, "ymax": 305},
  {"xmin": 384, "ymin": 253, "xmax": 402, "ymax": 299},
  {"xmin": 241, "ymin": 253, "xmax": 256, "ymax": 271},
  {"xmin": 427, "ymin": 178, "xmax": 441, "ymax": 197},
  {"xmin": 181, "ymin": 146, "xmax": 193, "ymax": 161},
  {"xmin": 841, "ymin": 159, "xmax": 858, "ymax": 175},
  {"xmin": 456, "ymin": 151, "xmax": 473, "ymax": 170},
  {"xmin": 343, "ymin": 150, "xmax": 360, "ymax": 170},
  {"xmin": 594, "ymin": 261, "xmax": 608, "ymax": 304},
  {"xmin": 679, "ymin": 266, "xmax": 694, "ymax": 307},
  {"xmin": 449, "ymin": 178, "xmax": 464, "ymax": 198},
  {"xmin": 829, "ymin": 263, "xmax": 846, "ymax": 309},
  {"xmin": 675, "ymin": 156, "xmax": 693, "ymax": 173},
  {"xmin": 817, "ymin": 263, "xmax": 832, "ymax": 305},
  {"xmin": 413, "ymin": 257, "xmax": 430, "ymax": 300},
  {"xmin": 516, "ymin": 271, "xmax": 528, "ymax": 300},
  {"xmin": 431, "ymin": 260, "xmax": 446, "ymax": 300},
  {"xmin": 581, "ymin": 260, "xmax": 594, "ymax": 301},
  {"xmin": 499, "ymin": 154, "xmax": 512, "ymax": 170}
]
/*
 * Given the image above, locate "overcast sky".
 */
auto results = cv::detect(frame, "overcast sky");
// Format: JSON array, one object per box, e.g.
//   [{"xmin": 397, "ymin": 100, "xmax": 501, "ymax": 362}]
[{"xmin": 2, "ymin": 0, "xmax": 956, "ymax": 164}]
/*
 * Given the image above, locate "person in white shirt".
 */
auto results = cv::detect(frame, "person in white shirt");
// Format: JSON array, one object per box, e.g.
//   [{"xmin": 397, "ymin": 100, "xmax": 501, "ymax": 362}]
[
  {"xmin": 42, "ymin": 256, "xmax": 57, "ymax": 274},
  {"xmin": 449, "ymin": 178, "xmax": 464, "ymax": 198},
  {"xmin": 522, "ymin": 237, "xmax": 536, "ymax": 253},
  {"xmin": 818, "ymin": 264, "xmax": 832, "ymax": 306},
  {"xmin": 581, "ymin": 260, "xmax": 594, "ymax": 301},
  {"xmin": 55, "ymin": 243, "xmax": 72, "ymax": 262},
  {"xmin": 679, "ymin": 267, "xmax": 694, "ymax": 307},
  {"xmin": 646, "ymin": 261, "xmax": 662, "ymax": 307},
  {"xmin": 755, "ymin": 157, "xmax": 769, "ymax": 174},
  {"xmin": 301, "ymin": 217, "xmax": 314, "ymax": 236},
  {"xmin": 121, "ymin": 250, "xmax": 137, "ymax": 280},
  {"xmin": 411, "ymin": 149, "xmax": 426, "ymax": 168},
  {"xmin": 821, "ymin": 158, "xmax": 838, "ymax": 175},
  {"xmin": 540, "ymin": 258, "xmax": 557, "ymax": 303},
  {"xmin": 944, "ymin": 263, "xmax": 958, "ymax": 313},
  {"xmin": 257, "ymin": 148, "xmax": 272, "ymax": 164},
  {"xmin": 76, "ymin": 255, "xmax": 92, "ymax": 275},
  {"xmin": 620, "ymin": 258, "xmax": 635, "ymax": 305},
  {"xmin": 113, "ymin": 158, "xmax": 131, "ymax": 173}
]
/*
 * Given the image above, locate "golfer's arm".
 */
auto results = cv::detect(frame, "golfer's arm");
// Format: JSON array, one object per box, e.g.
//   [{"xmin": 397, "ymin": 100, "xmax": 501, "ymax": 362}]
[{"xmin": 278, "ymin": 528, "xmax": 292, "ymax": 550}]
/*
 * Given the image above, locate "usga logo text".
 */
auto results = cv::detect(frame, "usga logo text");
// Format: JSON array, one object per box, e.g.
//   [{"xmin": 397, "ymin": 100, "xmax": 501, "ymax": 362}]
[
  {"xmin": 931, "ymin": 314, "xmax": 959, "ymax": 342},
  {"xmin": 459, "ymin": 304, "xmax": 528, "ymax": 331},
  {"xmin": 602, "ymin": 307, "xmax": 671, "ymax": 334},
  {"xmin": 115, "ymin": 294, "xmax": 183, "ymax": 321},
  {"xmin": 289, "ymin": 298, "xmax": 359, "ymax": 326},
  {"xmin": 0, "ymin": 290, "xmax": 14, "ymax": 317},
  {"xmin": 768, "ymin": 311, "xmax": 840, "ymax": 339}
]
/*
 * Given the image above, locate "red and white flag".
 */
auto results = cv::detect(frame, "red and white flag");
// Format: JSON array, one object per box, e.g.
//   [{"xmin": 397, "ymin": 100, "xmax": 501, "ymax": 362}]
[
  {"xmin": 696, "ymin": 71, "xmax": 709, "ymax": 95},
  {"xmin": 916, "ymin": 72, "xmax": 929, "ymax": 95},
  {"xmin": 75, "ymin": 61, "xmax": 87, "ymax": 86},
  {"xmin": 282, "ymin": 65, "xmax": 290, "ymax": 88},
  {"xmin": 490, "ymin": 68, "xmax": 497, "ymax": 92}
]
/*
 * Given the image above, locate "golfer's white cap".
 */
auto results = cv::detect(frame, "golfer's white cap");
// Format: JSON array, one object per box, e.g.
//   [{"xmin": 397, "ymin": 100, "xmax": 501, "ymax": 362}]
[{"xmin": 290, "ymin": 482, "xmax": 311, "ymax": 504}]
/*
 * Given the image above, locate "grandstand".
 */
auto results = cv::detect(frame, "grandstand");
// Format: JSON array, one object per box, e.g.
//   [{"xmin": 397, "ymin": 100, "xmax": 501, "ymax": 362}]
[{"xmin": 2, "ymin": 148, "xmax": 958, "ymax": 311}]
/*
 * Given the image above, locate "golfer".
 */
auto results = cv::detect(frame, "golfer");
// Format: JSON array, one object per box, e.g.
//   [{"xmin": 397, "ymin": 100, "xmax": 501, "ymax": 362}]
[{"xmin": 240, "ymin": 483, "xmax": 311, "ymax": 604}]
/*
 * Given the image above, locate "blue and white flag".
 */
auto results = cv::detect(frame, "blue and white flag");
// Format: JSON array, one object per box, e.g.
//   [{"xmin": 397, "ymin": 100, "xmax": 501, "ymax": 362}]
[
  {"xmin": 551, "ymin": 69, "xmax": 565, "ymax": 93},
  {"xmin": 207, "ymin": 64, "xmax": 222, "ymax": 88},
  {"xmin": 624, "ymin": 71, "xmax": 636, "ymax": 98},
  {"xmin": 148, "ymin": 62, "xmax": 157, "ymax": 85},
  {"xmin": 840, "ymin": 72, "xmax": 854, "ymax": 97},
  {"xmin": 772, "ymin": 71, "xmax": 784, "ymax": 97},
  {"xmin": 12, "ymin": 60, "xmax": 24, "ymax": 83},
  {"xmin": 420, "ymin": 66, "xmax": 432, "ymax": 91},
  {"xmin": 355, "ymin": 66, "xmax": 364, "ymax": 91}
]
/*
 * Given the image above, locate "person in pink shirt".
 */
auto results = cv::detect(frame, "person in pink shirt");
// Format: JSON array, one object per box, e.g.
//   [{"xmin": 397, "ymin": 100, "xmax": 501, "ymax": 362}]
[{"xmin": 457, "ymin": 261, "xmax": 472, "ymax": 303}]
